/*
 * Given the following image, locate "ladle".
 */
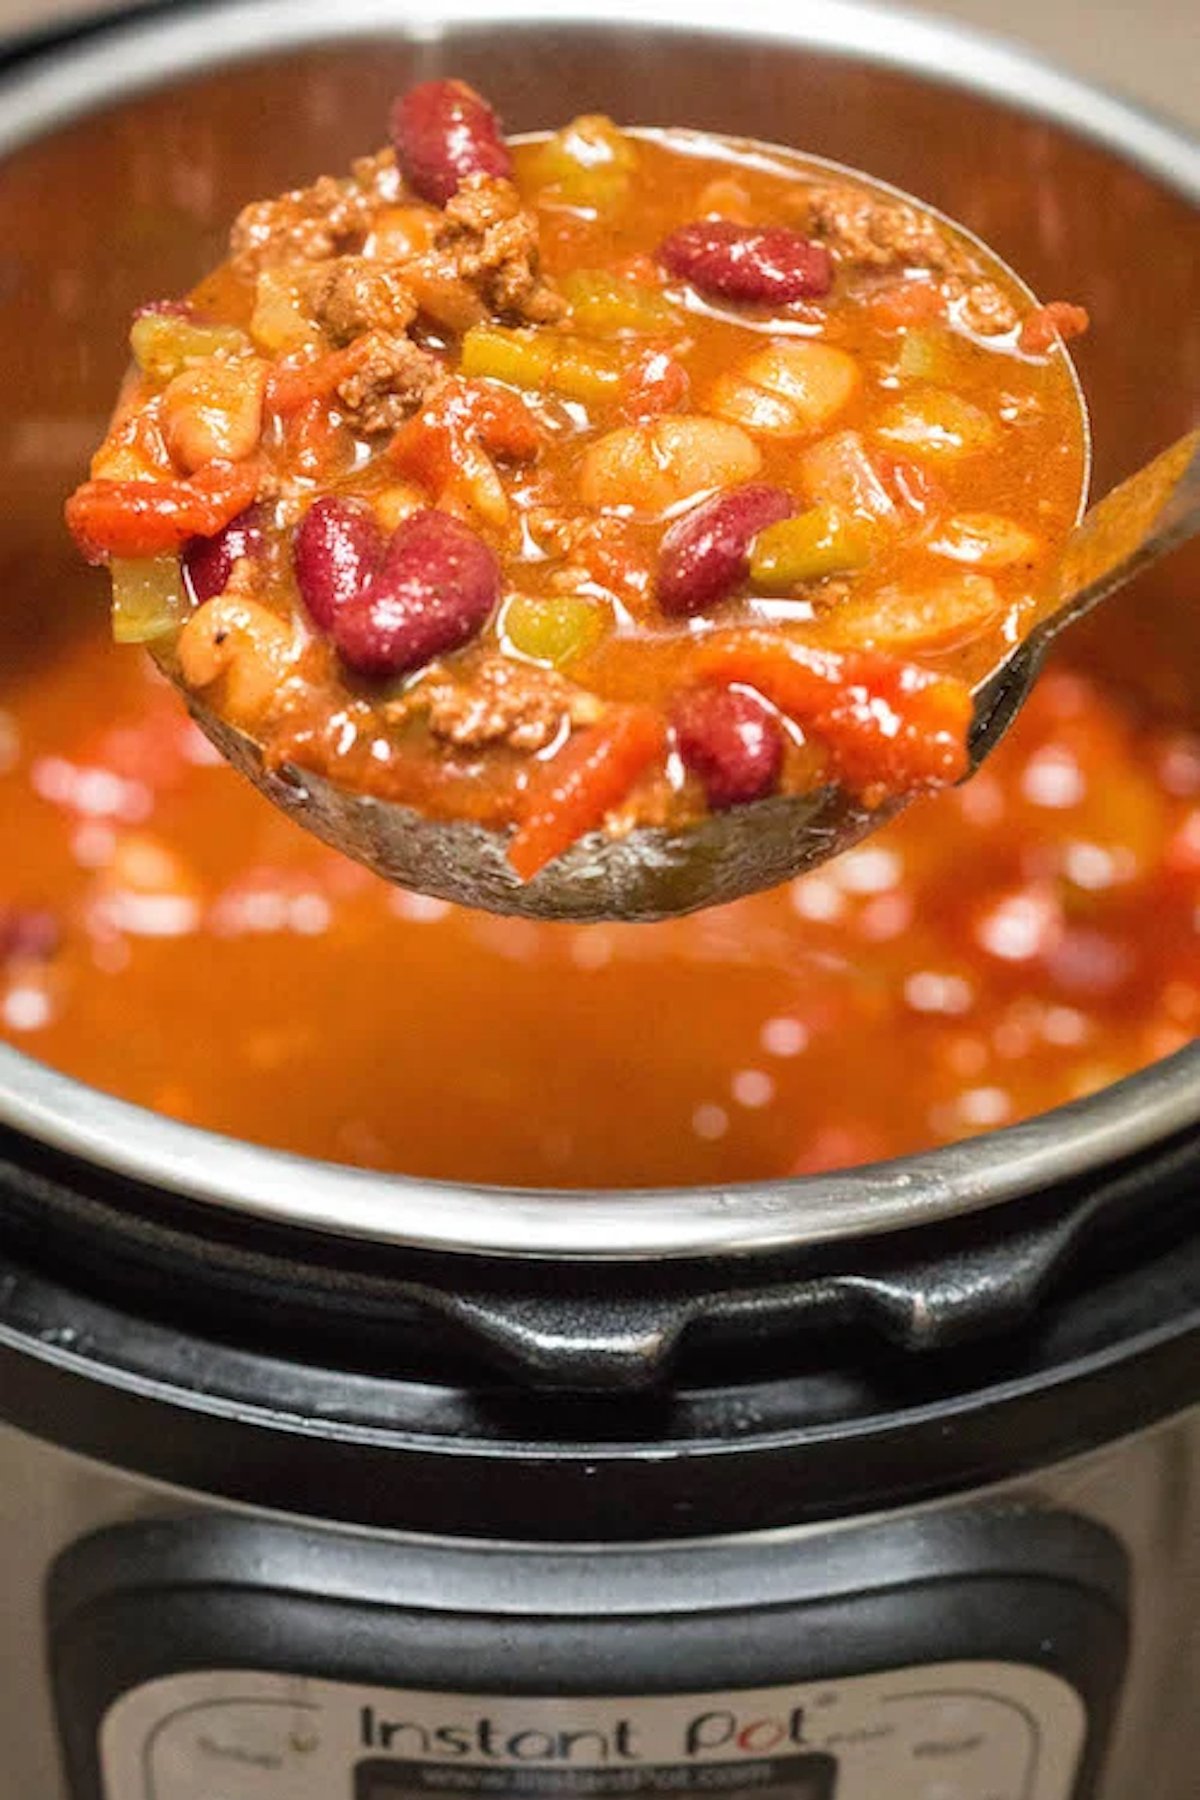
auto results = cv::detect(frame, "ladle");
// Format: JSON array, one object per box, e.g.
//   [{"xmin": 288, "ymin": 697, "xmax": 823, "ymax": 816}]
[{"xmin": 173, "ymin": 426, "xmax": 1200, "ymax": 923}]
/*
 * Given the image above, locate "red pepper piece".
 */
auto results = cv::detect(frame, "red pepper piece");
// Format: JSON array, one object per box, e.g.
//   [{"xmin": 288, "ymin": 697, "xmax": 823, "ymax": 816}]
[
  {"xmin": 691, "ymin": 630, "xmax": 973, "ymax": 800},
  {"xmin": 508, "ymin": 707, "xmax": 667, "ymax": 882},
  {"xmin": 65, "ymin": 459, "xmax": 263, "ymax": 564}
]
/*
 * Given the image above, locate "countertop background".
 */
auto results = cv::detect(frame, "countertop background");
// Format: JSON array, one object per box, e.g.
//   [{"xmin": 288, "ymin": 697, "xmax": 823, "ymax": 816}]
[{"xmin": 2, "ymin": 0, "xmax": 1197, "ymax": 132}]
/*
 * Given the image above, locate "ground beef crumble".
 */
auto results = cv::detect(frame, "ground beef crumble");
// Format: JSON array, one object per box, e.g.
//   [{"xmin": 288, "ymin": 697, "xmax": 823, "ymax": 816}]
[
  {"xmin": 311, "ymin": 257, "xmax": 417, "ymax": 344},
  {"xmin": 335, "ymin": 332, "xmax": 445, "ymax": 435},
  {"xmin": 791, "ymin": 182, "xmax": 1019, "ymax": 335},
  {"xmin": 231, "ymin": 150, "xmax": 404, "ymax": 278},
  {"xmin": 437, "ymin": 176, "xmax": 565, "ymax": 325},
  {"xmin": 400, "ymin": 654, "xmax": 602, "ymax": 753}
]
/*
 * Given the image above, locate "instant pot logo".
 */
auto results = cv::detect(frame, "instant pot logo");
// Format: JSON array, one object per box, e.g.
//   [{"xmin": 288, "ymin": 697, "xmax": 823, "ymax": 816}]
[{"xmin": 358, "ymin": 1703, "xmax": 809, "ymax": 1764}]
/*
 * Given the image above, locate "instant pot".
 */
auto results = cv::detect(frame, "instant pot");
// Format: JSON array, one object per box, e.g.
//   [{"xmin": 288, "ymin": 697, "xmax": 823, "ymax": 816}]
[{"xmin": 0, "ymin": 3, "xmax": 1197, "ymax": 1797}]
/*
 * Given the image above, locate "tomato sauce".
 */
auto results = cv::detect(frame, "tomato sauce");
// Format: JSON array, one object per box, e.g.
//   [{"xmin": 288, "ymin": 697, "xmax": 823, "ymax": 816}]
[{"xmin": 2, "ymin": 624, "xmax": 1195, "ymax": 1190}]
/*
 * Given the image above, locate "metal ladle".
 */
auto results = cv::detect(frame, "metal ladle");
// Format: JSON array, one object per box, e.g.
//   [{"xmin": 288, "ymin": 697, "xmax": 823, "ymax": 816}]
[{"xmin": 174, "ymin": 426, "xmax": 1200, "ymax": 923}]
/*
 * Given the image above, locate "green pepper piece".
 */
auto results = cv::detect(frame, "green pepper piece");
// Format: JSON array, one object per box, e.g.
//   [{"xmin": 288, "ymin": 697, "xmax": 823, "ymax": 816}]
[
  {"xmin": 130, "ymin": 313, "xmax": 251, "ymax": 383},
  {"xmin": 750, "ymin": 507, "xmax": 875, "ymax": 589},
  {"xmin": 895, "ymin": 325, "xmax": 955, "ymax": 383},
  {"xmin": 110, "ymin": 556, "xmax": 190, "ymax": 644}
]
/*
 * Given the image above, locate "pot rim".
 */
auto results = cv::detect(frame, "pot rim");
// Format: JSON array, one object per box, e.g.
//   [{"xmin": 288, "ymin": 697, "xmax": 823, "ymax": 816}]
[{"xmin": 0, "ymin": 0, "xmax": 1197, "ymax": 1262}]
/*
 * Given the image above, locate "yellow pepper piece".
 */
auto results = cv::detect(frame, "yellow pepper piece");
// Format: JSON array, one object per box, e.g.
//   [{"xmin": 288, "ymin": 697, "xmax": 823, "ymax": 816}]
[
  {"xmin": 527, "ymin": 115, "xmax": 638, "ymax": 211},
  {"xmin": 559, "ymin": 270, "xmax": 678, "ymax": 338},
  {"xmin": 750, "ymin": 507, "xmax": 875, "ymax": 589},
  {"xmin": 461, "ymin": 325, "xmax": 622, "ymax": 406},
  {"xmin": 503, "ymin": 594, "xmax": 606, "ymax": 668}
]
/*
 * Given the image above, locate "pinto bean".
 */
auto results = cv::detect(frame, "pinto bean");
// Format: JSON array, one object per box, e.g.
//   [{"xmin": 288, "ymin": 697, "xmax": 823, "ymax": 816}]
[
  {"xmin": 177, "ymin": 594, "xmax": 297, "ymax": 728},
  {"xmin": 293, "ymin": 496, "xmax": 385, "ymax": 633},
  {"xmin": 390, "ymin": 79, "xmax": 513, "ymax": 207},
  {"xmin": 709, "ymin": 342, "xmax": 859, "ymax": 437},
  {"xmin": 161, "ymin": 357, "xmax": 266, "ymax": 474},
  {"xmin": 579, "ymin": 414, "xmax": 761, "ymax": 516},
  {"xmin": 333, "ymin": 509, "xmax": 500, "ymax": 679},
  {"xmin": 673, "ymin": 685, "xmax": 785, "ymax": 809},
  {"xmin": 658, "ymin": 221, "xmax": 833, "ymax": 305},
  {"xmin": 657, "ymin": 483, "xmax": 794, "ymax": 617}
]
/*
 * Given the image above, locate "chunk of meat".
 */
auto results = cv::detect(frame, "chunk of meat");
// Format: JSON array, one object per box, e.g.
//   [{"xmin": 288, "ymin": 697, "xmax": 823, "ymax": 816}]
[
  {"xmin": 793, "ymin": 184, "xmax": 1019, "ymax": 336},
  {"xmin": 435, "ymin": 175, "xmax": 564, "ymax": 325},
  {"xmin": 334, "ymin": 331, "xmax": 444, "ymax": 435},
  {"xmin": 410, "ymin": 654, "xmax": 599, "ymax": 752},
  {"xmin": 792, "ymin": 182, "xmax": 961, "ymax": 272},
  {"xmin": 310, "ymin": 257, "xmax": 417, "ymax": 345},
  {"xmin": 943, "ymin": 274, "xmax": 1019, "ymax": 336},
  {"xmin": 231, "ymin": 150, "xmax": 402, "ymax": 277}
]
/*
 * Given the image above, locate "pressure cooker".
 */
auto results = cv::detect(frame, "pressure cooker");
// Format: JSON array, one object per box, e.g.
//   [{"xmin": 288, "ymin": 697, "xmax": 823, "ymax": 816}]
[{"xmin": 0, "ymin": 2, "xmax": 1197, "ymax": 1797}]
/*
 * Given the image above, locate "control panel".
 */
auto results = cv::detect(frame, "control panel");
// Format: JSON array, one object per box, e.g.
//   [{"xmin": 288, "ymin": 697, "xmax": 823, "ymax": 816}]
[
  {"xmin": 48, "ymin": 1511, "xmax": 1128, "ymax": 1800},
  {"xmin": 99, "ymin": 1665, "xmax": 1086, "ymax": 1800}
]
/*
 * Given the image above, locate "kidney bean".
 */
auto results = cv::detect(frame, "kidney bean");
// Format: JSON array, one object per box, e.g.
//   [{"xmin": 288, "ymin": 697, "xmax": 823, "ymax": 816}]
[
  {"xmin": 390, "ymin": 79, "xmax": 513, "ymax": 207},
  {"xmin": 292, "ymin": 497, "xmax": 384, "ymax": 632},
  {"xmin": 0, "ymin": 907, "xmax": 61, "ymax": 964},
  {"xmin": 673, "ymin": 685, "xmax": 785, "ymax": 811},
  {"xmin": 333, "ymin": 509, "xmax": 500, "ymax": 679},
  {"xmin": 658, "ymin": 483, "xmax": 794, "ymax": 617},
  {"xmin": 658, "ymin": 221, "xmax": 833, "ymax": 305},
  {"xmin": 184, "ymin": 505, "xmax": 269, "ymax": 605}
]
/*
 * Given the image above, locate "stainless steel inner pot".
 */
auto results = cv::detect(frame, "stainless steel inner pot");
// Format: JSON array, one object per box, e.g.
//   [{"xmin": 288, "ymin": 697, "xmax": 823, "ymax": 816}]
[{"xmin": 0, "ymin": 0, "xmax": 1196, "ymax": 1261}]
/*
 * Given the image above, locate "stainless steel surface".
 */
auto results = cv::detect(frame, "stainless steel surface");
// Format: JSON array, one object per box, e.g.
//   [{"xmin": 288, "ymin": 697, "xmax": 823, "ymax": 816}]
[
  {"xmin": 0, "ymin": 0, "xmax": 1197, "ymax": 1262},
  {"xmin": 1, "ymin": 1414, "xmax": 1197, "ymax": 1800},
  {"xmin": 969, "ymin": 426, "xmax": 1200, "ymax": 772},
  {"xmin": 179, "ymin": 669, "xmax": 895, "ymax": 925}
]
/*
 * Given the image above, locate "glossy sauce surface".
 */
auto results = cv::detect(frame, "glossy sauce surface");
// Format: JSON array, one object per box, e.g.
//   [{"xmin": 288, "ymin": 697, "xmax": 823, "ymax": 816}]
[{"xmin": 2, "ymin": 624, "xmax": 1195, "ymax": 1189}]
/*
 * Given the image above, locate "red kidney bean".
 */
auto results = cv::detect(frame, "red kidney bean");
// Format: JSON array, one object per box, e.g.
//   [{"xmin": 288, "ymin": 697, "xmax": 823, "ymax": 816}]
[
  {"xmin": 184, "ymin": 504, "xmax": 270, "ymax": 605},
  {"xmin": 673, "ymin": 685, "xmax": 785, "ymax": 811},
  {"xmin": 658, "ymin": 221, "xmax": 833, "ymax": 305},
  {"xmin": 0, "ymin": 907, "xmax": 61, "ymax": 964},
  {"xmin": 390, "ymin": 79, "xmax": 513, "ymax": 207},
  {"xmin": 292, "ymin": 497, "xmax": 384, "ymax": 632},
  {"xmin": 334, "ymin": 509, "xmax": 500, "ymax": 679},
  {"xmin": 658, "ymin": 483, "xmax": 794, "ymax": 618}
]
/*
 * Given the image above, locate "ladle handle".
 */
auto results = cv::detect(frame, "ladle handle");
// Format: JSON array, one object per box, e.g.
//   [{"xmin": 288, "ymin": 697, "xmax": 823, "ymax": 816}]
[
  {"xmin": 1040, "ymin": 424, "xmax": 1200, "ymax": 646},
  {"xmin": 970, "ymin": 426, "xmax": 1200, "ymax": 770}
]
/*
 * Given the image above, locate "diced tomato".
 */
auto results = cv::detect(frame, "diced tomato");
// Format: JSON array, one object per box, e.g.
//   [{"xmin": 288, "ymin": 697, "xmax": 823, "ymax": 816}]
[
  {"xmin": 285, "ymin": 398, "xmax": 355, "ymax": 480},
  {"xmin": 691, "ymin": 630, "xmax": 973, "ymax": 799},
  {"xmin": 390, "ymin": 378, "xmax": 542, "ymax": 495},
  {"xmin": 622, "ymin": 346, "xmax": 690, "ymax": 421},
  {"xmin": 64, "ymin": 459, "xmax": 263, "ymax": 564},
  {"xmin": 1019, "ymin": 302, "xmax": 1090, "ymax": 356},
  {"xmin": 463, "ymin": 381, "xmax": 544, "ymax": 462},
  {"xmin": 508, "ymin": 707, "xmax": 667, "ymax": 881},
  {"xmin": 867, "ymin": 279, "xmax": 947, "ymax": 330},
  {"xmin": 265, "ymin": 342, "xmax": 371, "ymax": 418}
]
